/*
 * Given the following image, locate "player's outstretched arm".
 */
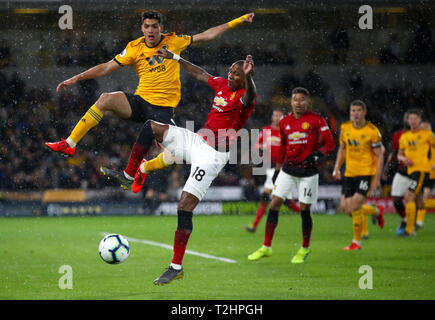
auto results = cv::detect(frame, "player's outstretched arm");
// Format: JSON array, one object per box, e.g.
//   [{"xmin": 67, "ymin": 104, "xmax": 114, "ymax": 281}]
[
  {"xmin": 191, "ymin": 12, "xmax": 254, "ymax": 45},
  {"xmin": 241, "ymin": 55, "xmax": 256, "ymax": 107},
  {"xmin": 56, "ymin": 60, "xmax": 121, "ymax": 92},
  {"xmin": 156, "ymin": 48, "xmax": 211, "ymax": 83}
]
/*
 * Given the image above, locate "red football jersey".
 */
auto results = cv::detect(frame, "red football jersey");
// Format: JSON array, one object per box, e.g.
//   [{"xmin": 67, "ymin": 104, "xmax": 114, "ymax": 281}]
[
  {"xmin": 278, "ymin": 111, "xmax": 335, "ymax": 175},
  {"xmin": 392, "ymin": 128, "xmax": 407, "ymax": 173},
  {"xmin": 256, "ymin": 125, "xmax": 282, "ymax": 165},
  {"xmin": 392, "ymin": 129, "xmax": 405, "ymax": 151},
  {"xmin": 200, "ymin": 76, "xmax": 256, "ymax": 150}
]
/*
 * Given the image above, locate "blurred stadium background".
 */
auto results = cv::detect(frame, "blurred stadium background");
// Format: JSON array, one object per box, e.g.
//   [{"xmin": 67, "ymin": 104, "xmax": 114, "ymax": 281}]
[{"xmin": 1, "ymin": 0, "xmax": 434, "ymax": 217}]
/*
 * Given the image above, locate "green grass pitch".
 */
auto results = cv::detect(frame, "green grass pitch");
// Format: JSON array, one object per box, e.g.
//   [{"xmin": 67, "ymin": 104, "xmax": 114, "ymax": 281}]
[{"xmin": 1, "ymin": 212, "xmax": 434, "ymax": 300}]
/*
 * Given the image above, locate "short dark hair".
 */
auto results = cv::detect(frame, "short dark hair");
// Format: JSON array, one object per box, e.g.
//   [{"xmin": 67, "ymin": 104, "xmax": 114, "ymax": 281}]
[
  {"xmin": 291, "ymin": 87, "xmax": 310, "ymax": 97},
  {"xmin": 231, "ymin": 60, "xmax": 254, "ymax": 76},
  {"xmin": 407, "ymin": 108, "xmax": 423, "ymax": 118},
  {"xmin": 233, "ymin": 60, "xmax": 244, "ymax": 68},
  {"xmin": 141, "ymin": 11, "xmax": 164, "ymax": 24},
  {"xmin": 350, "ymin": 99, "xmax": 367, "ymax": 111},
  {"xmin": 272, "ymin": 107, "xmax": 284, "ymax": 114}
]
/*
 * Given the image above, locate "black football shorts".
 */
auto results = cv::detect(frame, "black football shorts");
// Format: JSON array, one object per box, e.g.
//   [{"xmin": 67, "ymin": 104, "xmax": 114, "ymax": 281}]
[
  {"xmin": 124, "ymin": 92, "xmax": 175, "ymax": 125},
  {"xmin": 342, "ymin": 175, "xmax": 373, "ymax": 198}
]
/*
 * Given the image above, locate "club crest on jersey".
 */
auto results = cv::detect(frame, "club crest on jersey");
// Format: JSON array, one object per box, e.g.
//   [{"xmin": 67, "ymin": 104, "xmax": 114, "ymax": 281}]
[
  {"xmin": 213, "ymin": 96, "xmax": 227, "ymax": 107},
  {"xmin": 146, "ymin": 55, "xmax": 164, "ymax": 66},
  {"xmin": 230, "ymin": 92, "xmax": 236, "ymax": 100},
  {"xmin": 302, "ymin": 122, "xmax": 310, "ymax": 130},
  {"xmin": 348, "ymin": 139, "xmax": 360, "ymax": 147},
  {"xmin": 408, "ymin": 140, "xmax": 417, "ymax": 146}
]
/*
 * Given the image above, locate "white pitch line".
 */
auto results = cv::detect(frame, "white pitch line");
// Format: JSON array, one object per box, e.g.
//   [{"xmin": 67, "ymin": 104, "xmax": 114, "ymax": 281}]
[{"xmin": 101, "ymin": 232, "xmax": 237, "ymax": 264}]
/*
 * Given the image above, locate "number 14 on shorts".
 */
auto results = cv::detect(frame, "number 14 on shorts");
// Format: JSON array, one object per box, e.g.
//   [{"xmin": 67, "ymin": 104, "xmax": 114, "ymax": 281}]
[{"xmin": 304, "ymin": 188, "xmax": 312, "ymax": 198}]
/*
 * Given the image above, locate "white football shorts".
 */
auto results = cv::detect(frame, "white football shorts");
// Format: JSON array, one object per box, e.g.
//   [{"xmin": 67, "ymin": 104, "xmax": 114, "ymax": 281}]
[
  {"xmin": 264, "ymin": 168, "xmax": 275, "ymax": 191},
  {"xmin": 391, "ymin": 172, "xmax": 412, "ymax": 197},
  {"xmin": 161, "ymin": 125, "xmax": 230, "ymax": 201},
  {"xmin": 272, "ymin": 170, "xmax": 319, "ymax": 204}
]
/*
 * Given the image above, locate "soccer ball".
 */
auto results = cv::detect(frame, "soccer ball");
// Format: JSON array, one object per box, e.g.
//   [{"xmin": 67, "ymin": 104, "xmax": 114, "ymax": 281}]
[{"xmin": 99, "ymin": 234, "xmax": 130, "ymax": 264}]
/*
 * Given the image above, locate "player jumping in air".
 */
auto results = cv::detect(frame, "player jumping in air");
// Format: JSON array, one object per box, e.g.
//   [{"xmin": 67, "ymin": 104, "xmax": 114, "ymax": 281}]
[
  {"xmin": 332, "ymin": 100, "xmax": 385, "ymax": 251},
  {"xmin": 45, "ymin": 11, "xmax": 255, "ymax": 189},
  {"xmin": 118, "ymin": 49, "xmax": 256, "ymax": 285},
  {"xmin": 244, "ymin": 108, "xmax": 300, "ymax": 234},
  {"xmin": 248, "ymin": 87, "xmax": 335, "ymax": 264}
]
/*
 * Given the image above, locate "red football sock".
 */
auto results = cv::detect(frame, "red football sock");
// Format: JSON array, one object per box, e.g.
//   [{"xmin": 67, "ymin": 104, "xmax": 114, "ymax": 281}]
[
  {"xmin": 393, "ymin": 199, "xmax": 406, "ymax": 219},
  {"xmin": 286, "ymin": 199, "xmax": 300, "ymax": 212},
  {"xmin": 301, "ymin": 209, "xmax": 312, "ymax": 248},
  {"xmin": 264, "ymin": 222, "xmax": 277, "ymax": 247},
  {"xmin": 172, "ymin": 228, "xmax": 192, "ymax": 265},
  {"xmin": 124, "ymin": 142, "xmax": 147, "ymax": 178},
  {"xmin": 302, "ymin": 226, "xmax": 312, "ymax": 248},
  {"xmin": 253, "ymin": 202, "xmax": 268, "ymax": 228}
]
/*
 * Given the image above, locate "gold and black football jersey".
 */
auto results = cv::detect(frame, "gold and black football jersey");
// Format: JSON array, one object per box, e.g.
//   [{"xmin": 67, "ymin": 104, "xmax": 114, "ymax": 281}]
[
  {"xmin": 339, "ymin": 121, "xmax": 382, "ymax": 177},
  {"xmin": 114, "ymin": 33, "xmax": 192, "ymax": 108},
  {"xmin": 399, "ymin": 129, "xmax": 435, "ymax": 175}
]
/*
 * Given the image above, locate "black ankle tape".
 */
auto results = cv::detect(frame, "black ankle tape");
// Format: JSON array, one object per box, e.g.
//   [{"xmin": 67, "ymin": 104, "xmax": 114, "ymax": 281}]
[
  {"xmin": 177, "ymin": 210, "xmax": 193, "ymax": 230},
  {"xmin": 266, "ymin": 209, "xmax": 279, "ymax": 224},
  {"xmin": 300, "ymin": 209, "xmax": 312, "ymax": 229}
]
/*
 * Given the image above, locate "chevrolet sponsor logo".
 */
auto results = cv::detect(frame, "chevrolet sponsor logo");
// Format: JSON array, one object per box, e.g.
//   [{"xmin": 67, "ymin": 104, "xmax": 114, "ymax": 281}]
[{"xmin": 288, "ymin": 132, "xmax": 307, "ymax": 140}]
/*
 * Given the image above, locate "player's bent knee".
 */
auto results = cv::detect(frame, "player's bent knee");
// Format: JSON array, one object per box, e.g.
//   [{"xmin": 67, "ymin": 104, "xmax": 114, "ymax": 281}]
[
  {"xmin": 95, "ymin": 92, "xmax": 112, "ymax": 109},
  {"xmin": 178, "ymin": 192, "xmax": 199, "ymax": 212},
  {"xmin": 404, "ymin": 191, "xmax": 416, "ymax": 203},
  {"xmin": 95, "ymin": 92, "xmax": 128, "ymax": 115},
  {"xmin": 150, "ymin": 121, "xmax": 169, "ymax": 143},
  {"xmin": 270, "ymin": 196, "xmax": 284, "ymax": 211}
]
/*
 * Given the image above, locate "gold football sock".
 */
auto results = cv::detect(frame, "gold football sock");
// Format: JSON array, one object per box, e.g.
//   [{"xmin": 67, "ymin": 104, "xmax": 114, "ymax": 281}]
[
  {"xmin": 361, "ymin": 204, "xmax": 377, "ymax": 215},
  {"xmin": 417, "ymin": 209, "xmax": 426, "ymax": 225},
  {"xmin": 405, "ymin": 202, "xmax": 416, "ymax": 235},
  {"xmin": 361, "ymin": 214, "xmax": 369, "ymax": 237},
  {"xmin": 143, "ymin": 152, "xmax": 169, "ymax": 173},
  {"xmin": 68, "ymin": 105, "xmax": 103, "ymax": 145},
  {"xmin": 352, "ymin": 209, "xmax": 363, "ymax": 242}
]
